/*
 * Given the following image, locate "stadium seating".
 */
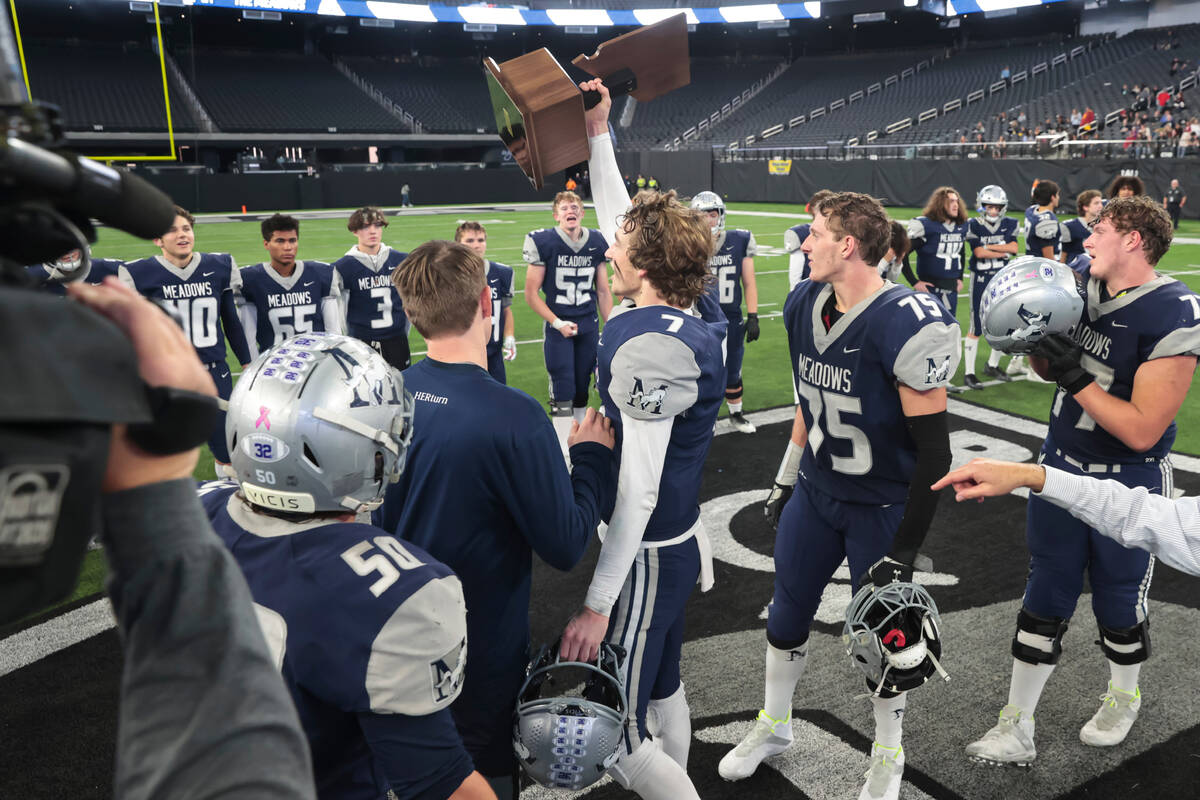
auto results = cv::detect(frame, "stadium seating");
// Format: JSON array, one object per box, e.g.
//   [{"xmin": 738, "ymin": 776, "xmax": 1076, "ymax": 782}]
[
  {"xmin": 24, "ymin": 41, "xmax": 199, "ymax": 132},
  {"xmin": 339, "ymin": 57, "xmax": 495, "ymax": 134},
  {"xmin": 183, "ymin": 50, "xmax": 400, "ymax": 133}
]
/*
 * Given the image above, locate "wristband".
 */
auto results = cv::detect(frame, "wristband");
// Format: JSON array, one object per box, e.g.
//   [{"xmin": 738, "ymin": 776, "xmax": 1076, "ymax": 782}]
[
  {"xmin": 775, "ymin": 440, "xmax": 803, "ymax": 486},
  {"xmin": 551, "ymin": 318, "xmax": 567, "ymax": 331}
]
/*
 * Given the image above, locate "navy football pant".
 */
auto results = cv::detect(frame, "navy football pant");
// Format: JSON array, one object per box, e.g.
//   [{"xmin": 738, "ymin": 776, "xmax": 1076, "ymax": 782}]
[
  {"xmin": 207, "ymin": 360, "xmax": 233, "ymax": 463},
  {"xmin": 368, "ymin": 334, "xmax": 411, "ymax": 371},
  {"xmin": 724, "ymin": 314, "xmax": 745, "ymax": 389},
  {"xmin": 486, "ymin": 346, "xmax": 506, "ymax": 385},
  {"xmin": 927, "ymin": 284, "xmax": 958, "ymax": 317},
  {"xmin": 606, "ymin": 537, "xmax": 700, "ymax": 753},
  {"xmin": 767, "ymin": 479, "xmax": 905, "ymax": 646},
  {"xmin": 544, "ymin": 315, "xmax": 598, "ymax": 407},
  {"xmin": 1023, "ymin": 446, "xmax": 1165, "ymax": 628},
  {"xmin": 968, "ymin": 271, "xmax": 998, "ymax": 337}
]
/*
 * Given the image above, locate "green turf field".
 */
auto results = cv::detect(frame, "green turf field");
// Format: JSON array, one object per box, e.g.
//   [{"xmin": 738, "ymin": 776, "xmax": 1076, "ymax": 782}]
[{"xmin": 89, "ymin": 200, "xmax": 1200, "ymax": 475}]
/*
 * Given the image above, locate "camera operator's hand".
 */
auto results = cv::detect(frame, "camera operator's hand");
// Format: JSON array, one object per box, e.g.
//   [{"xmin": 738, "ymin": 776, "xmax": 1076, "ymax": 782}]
[{"xmin": 68, "ymin": 278, "xmax": 216, "ymax": 492}]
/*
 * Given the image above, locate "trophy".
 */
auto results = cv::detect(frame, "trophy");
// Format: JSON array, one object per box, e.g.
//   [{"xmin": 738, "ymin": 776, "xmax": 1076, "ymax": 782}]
[{"xmin": 484, "ymin": 13, "xmax": 690, "ymax": 189}]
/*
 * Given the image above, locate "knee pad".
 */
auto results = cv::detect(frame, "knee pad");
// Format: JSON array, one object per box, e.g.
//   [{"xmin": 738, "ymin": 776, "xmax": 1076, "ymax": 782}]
[
  {"xmin": 609, "ymin": 739, "xmax": 697, "ymax": 800},
  {"xmin": 726, "ymin": 385, "xmax": 744, "ymax": 400},
  {"xmin": 1012, "ymin": 607, "xmax": 1069, "ymax": 665},
  {"xmin": 573, "ymin": 392, "xmax": 589, "ymax": 408},
  {"xmin": 550, "ymin": 400, "xmax": 573, "ymax": 417},
  {"xmin": 647, "ymin": 683, "xmax": 688, "ymax": 732},
  {"xmin": 1097, "ymin": 620, "xmax": 1151, "ymax": 665},
  {"xmin": 766, "ymin": 630, "xmax": 809, "ymax": 653}
]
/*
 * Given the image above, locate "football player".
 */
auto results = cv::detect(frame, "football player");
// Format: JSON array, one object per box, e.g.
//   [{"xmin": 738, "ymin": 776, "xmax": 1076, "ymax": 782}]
[
  {"xmin": 693, "ymin": 190, "xmax": 760, "ymax": 434},
  {"xmin": 202, "ymin": 334, "xmax": 495, "ymax": 800},
  {"xmin": 383, "ymin": 240, "xmax": 616, "ymax": 800},
  {"xmin": 523, "ymin": 191, "xmax": 613, "ymax": 454},
  {"xmin": 1061, "ymin": 189, "xmax": 1103, "ymax": 272},
  {"xmin": 120, "ymin": 205, "xmax": 251, "ymax": 468},
  {"xmin": 558, "ymin": 78, "xmax": 726, "ymax": 800},
  {"xmin": 236, "ymin": 213, "xmax": 344, "ymax": 359},
  {"xmin": 785, "ymin": 189, "xmax": 834, "ymax": 289},
  {"xmin": 721, "ymin": 192, "xmax": 959, "ymax": 800},
  {"xmin": 26, "ymin": 247, "xmax": 124, "ymax": 295},
  {"xmin": 878, "ymin": 220, "xmax": 910, "ymax": 283},
  {"xmin": 1107, "ymin": 174, "xmax": 1145, "ymax": 200},
  {"xmin": 961, "ymin": 185, "xmax": 1020, "ymax": 389},
  {"xmin": 1025, "ymin": 180, "xmax": 1063, "ymax": 261},
  {"xmin": 905, "ymin": 186, "xmax": 969, "ymax": 315},
  {"xmin": 965, "ymin": 197, "xmax": 1200, "ymax": 767},
  {"xmin": 332, "ymin": 206, "xmax": 411, "ymax": 370},
  {"xmin": 455, "ymin": 221, "xmax": 516, "ymax": 384}
]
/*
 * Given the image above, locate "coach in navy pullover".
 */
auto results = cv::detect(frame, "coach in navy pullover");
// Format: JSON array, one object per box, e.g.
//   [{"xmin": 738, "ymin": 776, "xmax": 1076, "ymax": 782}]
[{"xmin": 379, "ymin": 239, "xmax": 616, "ymax": 797}]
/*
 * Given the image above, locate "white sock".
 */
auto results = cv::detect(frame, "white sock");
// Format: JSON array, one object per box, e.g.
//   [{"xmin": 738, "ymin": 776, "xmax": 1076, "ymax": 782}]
[
  {"xmin": 1109, "ymin": 661, "xmax": 1142, "ymax": 695},
  {"xmin": 1008, "ymin": 658, "xmax": 1056, "ymax": 719},
  {"xmin": 987, "ymin": 347, "xmax": 1002, "ymax": 368},
  {"xmin": 647, "ymin": 683, "xmax": 691, "ymax": 769},
  {"xmin": 964, "ymin": 337, "xmax": 979, "ymax": 376},
  {"xmin": 764, "ymin": 643, "xmax": 807, "ymax": 722},
  {"xmin": 728, "ymin": 400, "xmax": 743, "ymax": 414},
  {"xmin": 871, "ymin": 693, "xmax": 907, "ymax": 749},
  {"xmin": 609, "ymin": 739, "xmax": 699, "ymax": 800},
  {"xmin": 572, "ymin": 406, "xmax": 587, "ymax": 424},
  {"xmin": 551, "ymin": 415, "xmax": 573, "ymax": 458}
]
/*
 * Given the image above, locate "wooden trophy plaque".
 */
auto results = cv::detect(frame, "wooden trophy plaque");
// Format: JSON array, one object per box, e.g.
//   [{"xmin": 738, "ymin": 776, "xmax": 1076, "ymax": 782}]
[{"xmin": 484, "ymin": 13, "xmax": 690, "ymax": 189}]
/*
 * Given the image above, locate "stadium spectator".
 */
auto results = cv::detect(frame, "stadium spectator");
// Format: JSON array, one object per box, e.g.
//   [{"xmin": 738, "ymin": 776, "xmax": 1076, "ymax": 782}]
[
  {"xmin": 1157, "ymin": 87, "xmax": 1171, "ymax": 112},
  {"xmin": 383, "ymin": 239, "xmax": 617, "ymax": 800},
  {"xmin": 935, "ymin": 459, "xmax": 1200, "ymax": 578},
  {"xmin": 1070, "ymin": 108, "xmax": 1082, "ymax": 128},
  {"xmin": 63, "ymin": 279, "xmax": 316, "ymax": 800},
  {"xmin": 1164, "ymin": 179, "xmax": 1187, "ymax": 228},
  {"xmin": 1000, "ymin": 65, "xmax": 1011, "ymax": 81},
  {"xmin": 566, "ymin": 176, "xmax": 578, "ymax": 192},
  {"xmin": 401, "ymin": 183, "xmax": 412, "ymax": 207}
]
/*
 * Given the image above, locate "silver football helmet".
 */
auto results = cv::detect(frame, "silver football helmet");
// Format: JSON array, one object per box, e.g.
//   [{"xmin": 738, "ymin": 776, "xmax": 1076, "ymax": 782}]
[
  {"xmin": 980, "ymin": 256, "xmax": 1085, "ymax": 354},
  {"xmin": 226, "ymin": 334, "xmax": 414, "ymax": 515},
  {"xmin": 513, "ymin": 642, "xmax": 628, "ymax": 790},
  {"xmin": 44, "ymin": 247, "xmax": 90, "ymax": 283},
  {"xmin": 976, "ymin": 185, "xmax": 1008, "ymax": 220},
  {"xmin": 844, "ymin": 581, "xmax": 949, "ymax": 697},
  {"xmin": 690, "ymin": 190, "xmax": 726, "ymax": 233}
]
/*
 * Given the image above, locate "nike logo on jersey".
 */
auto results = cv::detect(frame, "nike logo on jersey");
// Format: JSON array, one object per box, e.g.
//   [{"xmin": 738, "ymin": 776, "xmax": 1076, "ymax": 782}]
[
  {"xmin": 202, "ymin": 271, "xmax": 215, "ymax": 277},
  {"xmin": 843, "ymin": 346, "xmax": 861, "ymax": 354},
  {"xmin": 219, "ymin": 371, "xmax": 231, "ymax": 379},
  {"xmin": 302, "ymin": 281, "xmax": 314, "ymax": 287},
  {"xmin": 1112, "ymin": 321, "xmax": 1128, "ymax": 327}
]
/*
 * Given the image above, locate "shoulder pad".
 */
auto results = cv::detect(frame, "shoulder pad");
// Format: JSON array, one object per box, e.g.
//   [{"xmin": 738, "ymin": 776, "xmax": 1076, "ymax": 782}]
[
  {"xmin": 784, "ymin": 227, "xmax": 803, "ymax": 252},
  {"xmin": 906, "ymin": 218, "xmax": 926, "ymax": 239},
  {"xmin": 607, "ymin": 326, "xmax": 702, "ymax": 420},
  {"xmin": 522, "ymin": 233, "xmax": 543, "ymax": 265},
  {"xmin": 1034, "ymin": 218, "xmax": 1060, "ymax": 240}
]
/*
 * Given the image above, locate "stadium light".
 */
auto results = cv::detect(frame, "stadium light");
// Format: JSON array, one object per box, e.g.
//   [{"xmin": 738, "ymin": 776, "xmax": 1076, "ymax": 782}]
[
  {"xmin": 633, "ymin": 8, "xmax": 701, "ymax": 25},
  {"xmin": 544, "ymin": 9, "xmax": 615, "ymax": 26},
  {"xmin": 364, "ymin": 1, "xmax": 437, "ymax": 22},
  {"xmin": 719, "ymin": 4, "xmax": 784, "ymax": 23},
  {"xmin": 459, "ymin": 5, "xmax": 527, "ymax": 26},
  {"xmin": 904, "ymin": 0, "xmax": 919, "ymax": 7}
]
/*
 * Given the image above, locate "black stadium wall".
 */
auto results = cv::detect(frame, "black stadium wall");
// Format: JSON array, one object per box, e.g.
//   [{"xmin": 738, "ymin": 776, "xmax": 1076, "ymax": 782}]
[{"xmin": 139, "ymin": 156, "xmax": 1200, "ymax": 218}]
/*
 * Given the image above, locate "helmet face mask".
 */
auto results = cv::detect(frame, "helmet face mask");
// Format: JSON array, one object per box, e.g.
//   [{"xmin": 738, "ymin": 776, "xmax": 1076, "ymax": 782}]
[
  {"xmin": 226, "ymin": 334, "xmax": 414, "ymax": 516},
  {"xmin": 513, "ymin": 642, "xmax": 628, "ymax": 790},
  {"xmin": 45, "ymin": 247, "xmax": 90, "ymax": 283},
  {"xmin": 843, "ymin": 582, "xmax": 949, "ymax": 697},
  {"xmin": 976, "ymin": 185, "xmax": 1008, "ymax": 222},
  {"xmin": 980, "ymin": 256, "xmax": 1086, "ymax": 354},
  {"xmin": 690, "ymin": 190, "xmax": 726, "ymax": 234}
]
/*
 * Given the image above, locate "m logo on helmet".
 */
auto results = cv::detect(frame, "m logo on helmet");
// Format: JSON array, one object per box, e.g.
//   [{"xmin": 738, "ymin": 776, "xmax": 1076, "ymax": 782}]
[
  {"xmin": 430, "ymin": 637, "xmax": 466, "ymax": 704},
  {"xmin": 628, "ymin": 377, "xmax": 668, "ymax": 414},
  {"xmin": 1017, "ymin": 304, "xmax": 1050, "ymax": 328},
  {"xmin": 925, "ymin": 355, "xmax": 952, "ymax": 385}
]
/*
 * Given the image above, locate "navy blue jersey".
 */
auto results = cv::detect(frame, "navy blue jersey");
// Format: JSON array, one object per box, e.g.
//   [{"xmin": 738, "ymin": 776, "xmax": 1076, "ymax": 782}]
[
  {"xmin": 25, "ymin": 257, "xmax": 123, "ymax": 295},
  {"xmin": 237, "ymin": 260, "xmax": 341, "ymax": 354},
  {"xmin": 785, "ymin": 223, "xmax": 811, "ymax": 283},
  {"xmin": 377, "ymin": 358, "xmax": 612, "ymax": 775},
  {"xmin": 522, "ymin": 227, "xmax": 608, "ymax": 320},
  {"xmin": 966, "ymin": 216, "xmax": 1020, "ymax": 276},
  {"xmin": 1060, "ymin": 218, "xmax": 1092, "ymax": 263},
  {"xmin": 597, "ymin": 305, "xmax": 726, "ymax": 541},
  {"xmin": 1049, "ymin": 270, "xmax": 1200, "ymax": 463},
  {"xmin": 122, "ymin": 253, "xmax": 252, "ymax": 365},
  {"xmin": 784, "ymin": 281, "xmax": 960, "ymax": 505},
  {"xmin": 1025, "ymin": 205, "xmax": 1061, "ymax": 257},
  {"xmin": 906, "ymin": 217, "xmax": 968, "ymax": 281},
  {"xmin": 200, "ymin": 482, "xmax": 473, "ymax": 800},
  {"xmin": 704, "ymin": 229, "xmax": 757, "ymax": 318},
  {"xmin": 332, "ymin": 246, "xmax": 409, "ymax": 341},
  {"xmin": 486, "ymin": 260, "xmax": 515, "ymax": 356}
]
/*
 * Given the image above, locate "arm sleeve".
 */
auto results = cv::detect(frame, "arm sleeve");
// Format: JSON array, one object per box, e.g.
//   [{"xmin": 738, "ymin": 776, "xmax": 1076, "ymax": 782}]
[
  {"xmin": 101, "ymin": 479, "xmax": 315, "ymax": 800},
  {"xmin": 901, "ymin": 255, "xmax": 919, "ymax": 286},
  {"xmin": 504, "ymin": 418, "xmax": 616, "ymax": 571},
  {"xmin": 236, "ymin": 284, "xmax": 260, "ymax": 360},
  {"xmin": 357, "ymin": 710, "xmax": 474, "ymax": 800},
  {"xmin": 888, "ymin": 411, "xmax": 952, "ymax": 563},
  {"xmin": 1037, "ymin": 466, "xmax": 1200, "ymax": 577},
  {"xmin": 222, "ymin": 264, "xmax": 253, "ymax": 364},
  {"xmin": 322, "ymin": 277, "xmax": 346, "ymax": 337},
  {"xmin": 585, "ymin": 414, "xmax": 675, "ymax": 616},
  {"xmin": 587, "ymin": 132, "xmax": 632, "ymax": 246}
]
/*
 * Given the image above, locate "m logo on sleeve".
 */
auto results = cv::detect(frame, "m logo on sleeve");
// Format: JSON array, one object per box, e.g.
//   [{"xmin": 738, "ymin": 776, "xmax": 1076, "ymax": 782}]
[
  {"xmin": 925, "ymin": 355, "xmax": 952, "ymax": 385},
  {"xmin": 430, "ymin": 637, "xmax": 467, "ymax": 704},
  {"xmin": 628, "ymin": 377, "xmax": 668, "ymax": 415}
]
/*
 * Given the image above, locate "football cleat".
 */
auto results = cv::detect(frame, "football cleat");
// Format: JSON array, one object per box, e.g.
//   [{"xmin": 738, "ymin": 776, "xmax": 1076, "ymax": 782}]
[
  {"xmin": 718, "ymin": 710, "xmax": 794, "ymax": 781},
  {"xmin": 947, "ymin": 384, "xmax": 968, "ymax": 394},
  {"xmin": 1080, "ymin": 684, "xmax": 1141, "ymax": 747},
  {"xmin": 859, "ymin": 743, "xmax": 905, "ymax": 800},
  {"xmin": 1005, "ymin": 355, "xmax": 1029, "ymax": 376},
  {"xmin": 983, "ymin": 365, "xmax": 1012, "ymax": 382},
  {"xmin": 729, "ymin": 412, "xmax": 756, "ymax": 434},
  {"xmin": 964, "ymin": 373, "xmax": 984, "ymax": 390},
  {"xmin": 966, "ymin": 705, "xmax": 1036, "ymax": 766}
]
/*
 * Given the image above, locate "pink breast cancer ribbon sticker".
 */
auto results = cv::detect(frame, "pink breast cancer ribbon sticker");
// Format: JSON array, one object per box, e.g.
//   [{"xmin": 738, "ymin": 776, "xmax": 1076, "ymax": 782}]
[{"xmin": 255, "ymin": 406, "xmax": 271, "ymax": 430}]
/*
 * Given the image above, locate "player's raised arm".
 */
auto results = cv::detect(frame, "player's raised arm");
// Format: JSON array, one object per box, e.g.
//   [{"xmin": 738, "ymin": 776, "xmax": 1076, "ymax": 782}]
[{"xmin": 581, "ymin": 78, "xmax": 631, "ymax": 246}]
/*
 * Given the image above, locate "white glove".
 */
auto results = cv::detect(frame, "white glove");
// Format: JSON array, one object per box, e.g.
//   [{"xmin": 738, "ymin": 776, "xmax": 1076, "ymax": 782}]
[{"xmin": 503, "ymin": 335, "xmax": 517, "ymax": 361}]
